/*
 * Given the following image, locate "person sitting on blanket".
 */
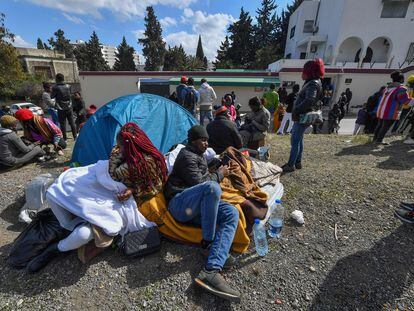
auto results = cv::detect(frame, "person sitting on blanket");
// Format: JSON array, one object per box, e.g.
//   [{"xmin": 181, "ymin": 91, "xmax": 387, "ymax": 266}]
[
  {"xmin": 206, "ymin": 105, "xmax": 243, "ymax": 154},
  {"xmin": 164, "ymin": 125, "xmax": 241, "ymax": 302},
  {"xmin": 0, "ymin": 115, "xmax": 46, "ymax": 167},
  {"xmin": 14, "ymin": 109, "xmax": 66, "ymax": 156},
  {"xmin": 27, "ymin": 123, "xmax": 168, "ymax": 273}
]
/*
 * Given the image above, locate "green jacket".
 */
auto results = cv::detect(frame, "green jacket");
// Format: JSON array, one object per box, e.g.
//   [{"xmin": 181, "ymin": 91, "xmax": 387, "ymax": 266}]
[{"xmin": 263, "ymin": 90, "xmax": 279, "ymax": 113}]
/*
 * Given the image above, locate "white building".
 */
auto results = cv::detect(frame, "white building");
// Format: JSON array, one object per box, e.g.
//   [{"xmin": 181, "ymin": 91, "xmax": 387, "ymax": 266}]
[
  {"xmin": 100, "ymin": 44, "xmax": 140, "ymax": 69},
  {"xmin": 284, "ymin": 0, "xmax": 414, "ymax": 69},
  {"xmin": 268, "ymin": 0, "xmax": 414, "ymax": 113}
]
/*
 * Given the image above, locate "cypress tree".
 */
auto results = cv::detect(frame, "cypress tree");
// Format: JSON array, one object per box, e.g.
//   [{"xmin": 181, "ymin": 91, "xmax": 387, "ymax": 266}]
[
  {"xmin": 138, "ymin": 6, "xmax": 166, "ymax": 71},
  {"xmin": 85, "ymin": 31, "xmax": 110, "ymax": 71},
  {"xmin": 37, "ymin": 38, "xmax": 44, "ymax": 49},
  {"xmin": 196, "ymin": 35, "xmax": 205, "ymax": 61},
  {"xmin": 113, "ymin": 36, "xmax": 136, "ymax": 71}
]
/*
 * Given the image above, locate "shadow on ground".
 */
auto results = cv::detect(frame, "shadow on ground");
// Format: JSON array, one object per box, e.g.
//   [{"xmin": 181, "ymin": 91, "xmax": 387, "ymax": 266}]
[
  {"xmin": 311, "ymin": 224, "xmax": 414, "ymax": 310},
  {"xmin": 336, "ymin": 140, "xmax": 414, "ymax": 170},
  {"xmin": 0, "ymin": 196, "xmax": 26, "ymax": 232}
]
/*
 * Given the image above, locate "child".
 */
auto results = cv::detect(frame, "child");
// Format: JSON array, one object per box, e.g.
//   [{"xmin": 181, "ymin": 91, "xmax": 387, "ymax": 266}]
[{"xmin": 354, "ymin": 104, "xmax": 368, "ymax": 135}]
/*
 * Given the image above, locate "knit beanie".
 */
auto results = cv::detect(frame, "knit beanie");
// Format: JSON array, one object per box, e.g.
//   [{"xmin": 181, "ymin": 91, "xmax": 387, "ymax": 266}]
[
  {"xmin": 188, "ymin": 125, "xmax": 209, "ymax": 142},
  {"xmin": 0, "ymin": 115, "xmax": 18, "ymax": 128}
]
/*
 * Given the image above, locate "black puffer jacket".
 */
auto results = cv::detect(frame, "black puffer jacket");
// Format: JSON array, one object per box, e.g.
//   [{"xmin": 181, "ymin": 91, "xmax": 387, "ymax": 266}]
[
  {"xmin": 51, "ymin": 83, "xmax": 72, "ymax": 111},
  {"xmin": 206, "ymin": 115, "xmax": 242, "ymax": 154},
  {"xmin": 292, "ymin": 79, "xmax": 322, "ymax": 122},
  {"xmin": 164, "ymin": 145, "xmax": 224, "ymax": 201}
]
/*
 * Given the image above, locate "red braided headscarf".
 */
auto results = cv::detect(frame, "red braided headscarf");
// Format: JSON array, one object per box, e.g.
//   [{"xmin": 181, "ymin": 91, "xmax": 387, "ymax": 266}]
[{"xmin": 119, "ymin": 123, "xmax": 168, "ymax": 191}]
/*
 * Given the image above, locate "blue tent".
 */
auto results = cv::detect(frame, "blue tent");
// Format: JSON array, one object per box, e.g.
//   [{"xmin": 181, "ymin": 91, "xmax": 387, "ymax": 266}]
[{"xmin": 72, "ymin": 93, "xmax": 198, "ymax": 166}]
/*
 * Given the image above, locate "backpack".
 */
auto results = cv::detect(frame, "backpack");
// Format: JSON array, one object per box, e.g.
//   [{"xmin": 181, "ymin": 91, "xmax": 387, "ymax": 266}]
[{"xmin": 184, "ymin": 89, "xmax": 197, "ymax": 112}]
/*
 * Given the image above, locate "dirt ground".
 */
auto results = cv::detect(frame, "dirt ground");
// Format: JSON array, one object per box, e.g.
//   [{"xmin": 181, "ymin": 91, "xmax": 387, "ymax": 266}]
[{"xmin": 0, "ymin": 134, "xmax": 413, "ymax": 310}]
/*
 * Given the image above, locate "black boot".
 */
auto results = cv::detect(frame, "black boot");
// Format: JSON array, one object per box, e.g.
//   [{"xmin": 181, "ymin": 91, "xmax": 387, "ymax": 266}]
[{"xmin": 27, "ymin": 242, "xmax": 60, "ymax": 273}]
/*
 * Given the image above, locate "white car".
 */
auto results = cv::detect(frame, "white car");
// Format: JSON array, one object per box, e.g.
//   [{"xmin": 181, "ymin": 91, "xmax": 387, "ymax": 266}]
[{"xmin": 10, "ymin": 103, "xmax": 44, "ymax": 116}]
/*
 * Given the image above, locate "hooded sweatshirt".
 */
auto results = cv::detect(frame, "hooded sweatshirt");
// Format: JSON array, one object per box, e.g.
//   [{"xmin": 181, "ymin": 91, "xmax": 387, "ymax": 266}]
[
  {"xmin": 198, "ymin": 82, "xmax": 217, "ymax": 111},
  {"xmin": 0, "ymin": 128, "xmax": 34, "ymax": 165}
]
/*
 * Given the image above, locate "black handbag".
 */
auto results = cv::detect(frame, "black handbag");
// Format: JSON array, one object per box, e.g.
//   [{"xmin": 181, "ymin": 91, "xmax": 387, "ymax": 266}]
[{"xmin": 116, "ymin": 226, "xmax": 161, "ymax": 258}]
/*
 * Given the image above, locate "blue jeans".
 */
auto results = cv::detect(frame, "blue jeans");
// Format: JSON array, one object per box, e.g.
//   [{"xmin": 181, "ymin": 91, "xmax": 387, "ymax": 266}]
[
  {"xmin": 168, "ymin": 181, "xmax": 239, "ymax": 270},
  {"xmin": 48, "ymin": 108, "xmax": 60, "ymax": 127},
  {"xmin": 288, "ymin": 122, "xmax": 308, "ymax": 167},
  {"xmin": 200, "ymin": 110, "xmax": 213, "ymax": 126}
]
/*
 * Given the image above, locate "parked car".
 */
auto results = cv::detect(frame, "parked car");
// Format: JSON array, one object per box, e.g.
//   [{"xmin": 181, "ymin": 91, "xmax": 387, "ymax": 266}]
[{"xmin": 10, "ymin": 103, "xmax": 44, "ymax": 116}]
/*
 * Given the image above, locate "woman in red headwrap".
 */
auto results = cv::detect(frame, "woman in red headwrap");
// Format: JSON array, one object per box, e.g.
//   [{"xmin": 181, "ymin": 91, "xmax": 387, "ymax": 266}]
[
  {"xmin": 108, "ymin": 122, "xmax": 168, "ymax": 206},
  {"xmin": 282, "ymin": 58, "xmax": 324, "ymax": 173}
]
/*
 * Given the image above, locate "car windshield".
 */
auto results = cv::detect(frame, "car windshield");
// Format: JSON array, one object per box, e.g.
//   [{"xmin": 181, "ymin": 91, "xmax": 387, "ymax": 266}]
[{"xmin": 20, "ymin": 104, "xmax": 37, "ymax": 109}]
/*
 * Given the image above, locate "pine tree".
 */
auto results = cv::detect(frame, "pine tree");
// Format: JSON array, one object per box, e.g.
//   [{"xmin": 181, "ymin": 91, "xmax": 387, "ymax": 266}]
[
  {"xmin": 163, "ymin": 45, "xmax": 187, "ymax": 71},
  {"xmin": 227, "ymin": 8, "xmax": 255, "ymax": 68},
  {"xmin": 0, "ymin": 12, "xmax": 25, "ymax": 98},
  {"xmin": 85, "ymin": 31, "xmax": 110, "ymax": 71},
  {"xmin": 138, "ymin": 6, "xmax": 166, "ymax": 71},
  {"xmin": 186, "ymin": 55, "xmax": 204, "ymax": 71},
  {"xmin": 113, "ymin": 36, "xmax": 136, "ymax": 71},
  {"xmin": 213, "ymin": 36, "xmax": 232, "ymax": 69},
  {"xmin": 48, "ymin": 29, "xmax": 73, "ymax": 58},
  {"xmin": 73, "ymin": 43, "xmax": 89, "ymax": 71},
  {"xmin": 253, "ymin": 45, "xmax": 277, "ymax": 69},
  {"xmin": 254, "ymin": 0, "xmax": 278, "ymax": 47},
  {"xmin": 37, "ymin": 38, "xmax": 44, "ymax": 49}
]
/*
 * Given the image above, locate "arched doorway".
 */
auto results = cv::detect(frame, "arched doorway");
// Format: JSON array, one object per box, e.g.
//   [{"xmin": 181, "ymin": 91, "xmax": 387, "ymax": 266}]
[
  {"xmin": 336, "ymin": 37, "xmax": 364, "ymax": 63},
  {"xmin": 365, "ymin": 37, "xmax": 392, "ymax": 63}
]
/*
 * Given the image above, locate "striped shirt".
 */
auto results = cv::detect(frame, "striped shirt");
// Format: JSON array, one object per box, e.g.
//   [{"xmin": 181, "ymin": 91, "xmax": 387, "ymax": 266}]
[{"xmin": 376, "ymin": 85, "xmax": 411, "ymax": 120}]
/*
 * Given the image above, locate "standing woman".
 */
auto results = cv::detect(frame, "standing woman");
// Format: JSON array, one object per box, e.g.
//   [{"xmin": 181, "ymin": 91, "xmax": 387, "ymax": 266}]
[{"xmin": 282, "ymin": 59, "xmax": 324, "ymax": 173}]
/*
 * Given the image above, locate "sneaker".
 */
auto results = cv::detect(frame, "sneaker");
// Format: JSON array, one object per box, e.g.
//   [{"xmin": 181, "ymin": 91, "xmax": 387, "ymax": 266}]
[
  {"xmin": 281, "ymin": 164, "xmax": 295, "ymax": 173},
  {"xmin": 403, "ymin": 138, "xmax": 414, "ymax": 145},
  {"xmin": 37, "ymin": 156, "xmax": 46, "ymax": 163},
  {"xmin": 400, "ymin": 202, "xmax": 414, "ymax": 211},
  {"xmin": 394, "ymin": 208, "xmax": 414, "ymax": 224},
  {"xmin": 194, "ymin": 268, "xmax": 241, "ymax": 302},
  {"xmin": 295, "ymin": 162, "xmax": 302, "ymax": 170}
]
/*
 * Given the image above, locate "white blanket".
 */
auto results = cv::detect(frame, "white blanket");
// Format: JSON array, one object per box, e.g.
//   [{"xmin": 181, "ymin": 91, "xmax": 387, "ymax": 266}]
[{"xmin": 46, "ymin": 160, "xmax": 155, "ymax": 236}]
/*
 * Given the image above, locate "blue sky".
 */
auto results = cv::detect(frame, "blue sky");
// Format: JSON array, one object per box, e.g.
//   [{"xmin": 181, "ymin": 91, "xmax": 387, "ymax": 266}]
[{"xmin": 2, "ymin": 0, "xmax": 290, "ymax": 62}]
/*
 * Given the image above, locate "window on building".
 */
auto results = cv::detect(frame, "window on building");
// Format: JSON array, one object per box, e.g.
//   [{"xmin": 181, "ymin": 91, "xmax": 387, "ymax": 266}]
[
  {"xmin": 406, "ymin": 42, "xmax": 414, "ymax": 64},
  {"xmin": 33, "ymin": 66, "xmax": 53, "ymax": 80},
  {"xmin": 286, "ymin": 53, "xmax": 292, "ymax": 59},
  {"xmin": 303, "ymin": 20, "xmax": 315, "ymax": 33},
  {"xmin": 300, "ymin": 52, "xmax": 307, "ymax": 59},
  {"xmin": 381, "ymin": 0, "xmax": 410, "ymax": 18},
  {"xmin": 290, "ymin": 26, "xmax": 296, "ymax": 39}
]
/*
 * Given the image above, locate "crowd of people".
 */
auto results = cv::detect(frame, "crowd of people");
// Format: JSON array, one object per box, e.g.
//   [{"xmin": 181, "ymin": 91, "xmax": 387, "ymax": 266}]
[{"xmin": 0, "ymin": 73, "xmax": 97, "ymax": 169}]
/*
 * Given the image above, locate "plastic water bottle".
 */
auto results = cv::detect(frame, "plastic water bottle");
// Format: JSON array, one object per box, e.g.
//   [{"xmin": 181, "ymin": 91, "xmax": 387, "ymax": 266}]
[
  {"xmin": 268, "ymin": 199, "xmax": 285, "ymax": 238},
  {"xmin": 253, "ymin": 219, "xmax": 269, "ymax": 256}
]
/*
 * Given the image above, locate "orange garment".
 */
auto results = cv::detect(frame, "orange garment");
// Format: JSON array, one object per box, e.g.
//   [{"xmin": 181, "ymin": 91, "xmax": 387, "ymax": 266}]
[{"xmin": 273, "ymin": 106, "xmax": 286, "ymax": 132}]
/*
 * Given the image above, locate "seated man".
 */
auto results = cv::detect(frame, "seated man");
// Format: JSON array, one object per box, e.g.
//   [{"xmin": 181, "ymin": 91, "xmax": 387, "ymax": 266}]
[
  {"xmin": 206, "ymin": 105, "xmax": 242, "ymax": 154},
  {"xmin": 239, "ymin": 97, "xmax": 271, "ymax": 149},
  {"xmin": 164, "ymin": 125, "xmax": 240, "ymax": 301},
  {"xmin": 0, "ymin": 115, "xmax": 45, "ymax": 167},
  {"xmin": 15, "ymin": 109, "xmax": 66, "ymax": 156}
]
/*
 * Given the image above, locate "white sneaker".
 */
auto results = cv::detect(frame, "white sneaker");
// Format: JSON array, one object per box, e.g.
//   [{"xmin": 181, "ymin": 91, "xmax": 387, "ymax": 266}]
[{"xmin": 403, "ymin": 138, "xmax": 414, "ymax": 145}]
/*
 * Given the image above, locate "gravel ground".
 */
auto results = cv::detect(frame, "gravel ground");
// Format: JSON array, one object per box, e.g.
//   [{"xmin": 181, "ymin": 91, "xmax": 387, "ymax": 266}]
[{"xmin": 0, "ymin": 134, "xmax": 413, "ymax": 311}]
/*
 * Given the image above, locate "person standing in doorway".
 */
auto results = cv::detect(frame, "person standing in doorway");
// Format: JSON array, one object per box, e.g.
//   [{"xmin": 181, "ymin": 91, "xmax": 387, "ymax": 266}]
[
  {"xmin": 373, "ymin": 71, "xmax": 414, "ymax": 145},
  {"xmin": 345, "ymin": 88, "xmax": 353, "ymax": 115},
  {"xmin": 198, "ymin": 78, "xmax": 217, "ymax": 126},
  {"xmin": 51, "ymin": 73, "xmax": 77, "ymax": 140},
  {"xmin": 277, "ymin": 84, "xmax": 300, "ymax": 135}
]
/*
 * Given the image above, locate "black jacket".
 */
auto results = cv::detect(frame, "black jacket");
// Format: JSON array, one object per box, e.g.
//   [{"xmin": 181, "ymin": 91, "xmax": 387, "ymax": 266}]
[
  {"xmin": 206, "ymin": 115, "xmax": 242, "ymax": 154},
  {"xmin": 292, "ymin": 79, "xmax": 322, "ymax": 121},
  {"xmin": 164, "ymin": 145, "xmax": 224, "ymax": 201},
  {"xmin": 285, "ymin": 92, "xmax": 298, "ymax": 113},
  {"xmin": 72, "ymin": 98, "xmax": 86, "ymax": 116},
  {"xmin": 51, "ymin": 83, "xmax": 72, "ymax": 111}
]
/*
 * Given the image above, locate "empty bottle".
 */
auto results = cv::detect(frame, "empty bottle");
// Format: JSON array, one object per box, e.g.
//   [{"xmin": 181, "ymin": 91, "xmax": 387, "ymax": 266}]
[
  {"xmin": 268, "ymin": 199, "xmax": 285, "ymax": 238},
  {"xmin": 253, "ymin": 218, "xmax": 269, "ymax": 256}
]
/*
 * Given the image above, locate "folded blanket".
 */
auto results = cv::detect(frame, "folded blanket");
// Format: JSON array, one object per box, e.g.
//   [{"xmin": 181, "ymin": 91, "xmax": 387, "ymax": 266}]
[{"xmin": 47, "ymin": 160, "xmax": 155, "ymax": 237}]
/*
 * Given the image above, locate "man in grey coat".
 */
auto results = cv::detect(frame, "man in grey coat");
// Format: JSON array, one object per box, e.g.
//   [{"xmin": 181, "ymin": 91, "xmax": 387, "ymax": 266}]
[{"xmin": 0, "ymin": 115, "xmax": 45, "ymax": 168}]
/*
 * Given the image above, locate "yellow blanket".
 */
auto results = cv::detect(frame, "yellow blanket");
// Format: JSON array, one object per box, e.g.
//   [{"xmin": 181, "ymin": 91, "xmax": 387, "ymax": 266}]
[{"xmin": 139, "ymin": 158, "xmax": 268, "ymax": 254}]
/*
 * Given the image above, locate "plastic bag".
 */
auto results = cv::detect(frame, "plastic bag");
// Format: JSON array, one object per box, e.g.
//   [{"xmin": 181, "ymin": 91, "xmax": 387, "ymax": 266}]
[
  {"xmin": 8, "ymin": 209, "xmax": 70, "ymax": 268},
  {"xmin": 19, "ymin": 173, "xmax": 58, "ymax": 223}
]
